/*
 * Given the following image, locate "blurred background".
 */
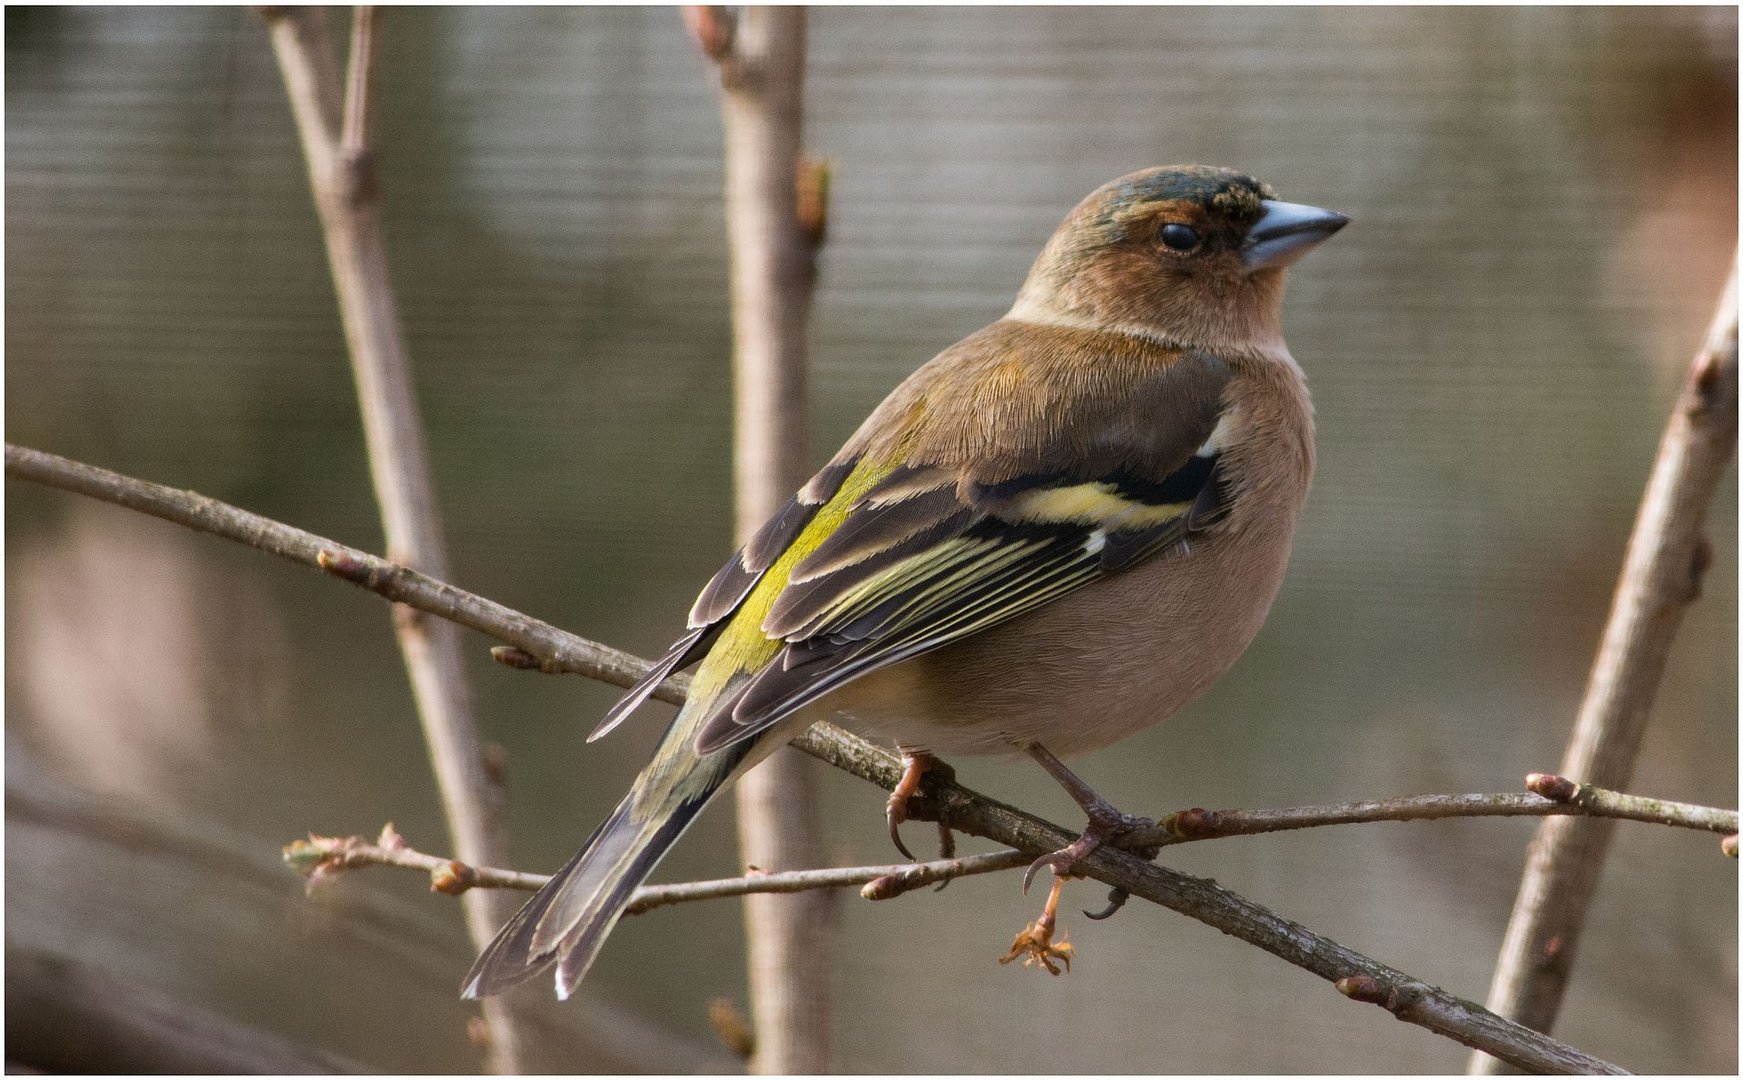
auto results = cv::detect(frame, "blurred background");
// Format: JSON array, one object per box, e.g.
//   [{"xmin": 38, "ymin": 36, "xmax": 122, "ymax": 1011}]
[{"xmin": 5, "ymin": 5, "xmax": 1736, "ymax": 1073}]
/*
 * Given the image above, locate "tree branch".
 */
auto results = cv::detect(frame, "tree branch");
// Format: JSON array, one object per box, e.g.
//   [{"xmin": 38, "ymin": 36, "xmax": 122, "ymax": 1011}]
[
  {"xmin": 1128, "ymin": 783, "xmax": 1738, "ymax": 848},
  {"xmin": 284, "ymin": 827, "xmax": 1033, "ymax": 907},
  {"xmin": 692, "ymin": 5, "xmax": 833, "ymax": 1072},
  {"xmin": 259, "ymin": 6, "xmax": 525, "ymax": 1070},
  {"xmin": 3, "ymin": 443, "xmax": 1632, "ymax": 1074},
  {"xmin": 4, "ymin": 444, "xmax": 671, "ymax": 700},
  {"xmin": 1522, "ymin": 772, "xmax": 1737, "ymax": 835},
  {"xmin": 339, "ymin": 5, "xmax": 377, "ymax": 160},
  {"xmin": 284, "ymin": 776, "xmax": 1738, "ymax": 910},
  {"xmin": 1473, "ymin": 257, "xmax": 1739, "ymax": 1072}
]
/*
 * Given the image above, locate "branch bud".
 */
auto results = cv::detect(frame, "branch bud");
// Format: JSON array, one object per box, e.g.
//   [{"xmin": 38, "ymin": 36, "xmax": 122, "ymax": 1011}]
[
  {"xmin": 1525, "ymin": 773, "xmax": 1579, "ymax": 803},
  {"xmin": 431, "ymin": 860, "xmax": 478, "ymax": 895}
]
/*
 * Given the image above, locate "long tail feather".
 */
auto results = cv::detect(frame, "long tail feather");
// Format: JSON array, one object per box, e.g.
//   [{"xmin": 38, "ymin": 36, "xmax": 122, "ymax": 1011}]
[{"xmin": 461, "ymin": 735, "xmax": 753, "ymax": 1001}]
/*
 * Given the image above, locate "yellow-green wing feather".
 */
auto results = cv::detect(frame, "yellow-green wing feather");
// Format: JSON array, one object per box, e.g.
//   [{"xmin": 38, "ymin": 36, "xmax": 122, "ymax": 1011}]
[{"xmin": 691, "ymin": 449, "xmax": 1231, "ymax": 753}]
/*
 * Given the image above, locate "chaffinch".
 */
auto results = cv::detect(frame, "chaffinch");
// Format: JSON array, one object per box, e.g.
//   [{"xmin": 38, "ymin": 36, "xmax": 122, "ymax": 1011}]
[{"xmin": 464, "ymin": 164, "xmax": 1347, "ymax": 998}]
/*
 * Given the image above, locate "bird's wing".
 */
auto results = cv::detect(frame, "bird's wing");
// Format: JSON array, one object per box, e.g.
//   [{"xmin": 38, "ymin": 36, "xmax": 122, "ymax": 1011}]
[
  {"xmin": 684, "ymin": 348, "xmax": 1237, "ymax": 754},
  {"xmin": 586, "ymin": 460, "xmax": 859, "ymax": 742}
]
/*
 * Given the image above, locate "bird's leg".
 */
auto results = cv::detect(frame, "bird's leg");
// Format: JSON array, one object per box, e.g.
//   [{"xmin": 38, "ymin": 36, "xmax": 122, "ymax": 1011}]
[
  {"xmin": 998, "ymin": 743, "xmax": 1151, "ymax": 972},
  {"xmin": 1020, "ymin": 742, "xmax": 1156, "ymax": 891},
  {"xmin": 886, "ymin": 749, "xmax": 956, "ymax": 862},
  {"xmin": 998, "ymin": 873, "xmax": 1073, "ymax": 975}
]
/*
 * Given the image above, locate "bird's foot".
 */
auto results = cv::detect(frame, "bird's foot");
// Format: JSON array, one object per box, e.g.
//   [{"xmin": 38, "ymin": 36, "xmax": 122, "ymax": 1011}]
[
  {"xmin": 886, "ymin": 751, "xmax": 956, "ymax": 870},
  {"xmin": 1020, "ymin": 803, "xmax": 1155, "ymax": 892},
  {"xmin": 1019, "ymin": 741, "xmax": 1158, "ymax": 913},
  {"xmin": 999, "ymin": 875, "xmax": 1074, "ymax": 975}
]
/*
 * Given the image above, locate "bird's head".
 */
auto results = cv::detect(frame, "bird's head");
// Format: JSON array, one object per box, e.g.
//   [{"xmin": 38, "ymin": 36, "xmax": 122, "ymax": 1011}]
[{"xmin": 1010, "ymin": 165, "xmax": 1348, "ymax": 350}]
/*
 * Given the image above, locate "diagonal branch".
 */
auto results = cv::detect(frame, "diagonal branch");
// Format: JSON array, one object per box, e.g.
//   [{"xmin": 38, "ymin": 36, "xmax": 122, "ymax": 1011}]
[
  {"xmin": 8, "ymin": 946, "xmax": 366, "ymax": 1074},
  {"xmin": 1472, "ymin": 257, "xmax": 1739, "ymax": 1072},
  {"xmin": 4, "ymin": 444, "xmax": 671, "ymax": 699},
  {"xmin": 790, "ymin": 726, "xmax": 1631, "ymax": 1075},
  {"xmin": 3, "ymin": 443, "xmax": 1630, "ymax": 1074}
]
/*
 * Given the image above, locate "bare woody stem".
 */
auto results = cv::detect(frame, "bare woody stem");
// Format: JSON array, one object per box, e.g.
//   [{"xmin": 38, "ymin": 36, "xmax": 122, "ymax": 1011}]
[
  {"xmin": 258, "ymin": 7, "xmax": 524, "ymax": 1071},
  {"xmin": 2, "ymin": 443, "xmax": 1631, "ymax": 1074},
  {"xmin": 286, "ymin": 778, "xmax": 1738, "ymax": 904},
  {"xmin": 4, "ymin": 444, "xmax": 679, "ymax": 703},
  {"xmin": 696, "ymin": 6, "xmax": 831, "ymax": 1074},
  {"xmin": 1473, "ymin": 258, "xmax": 1739, "ymax": 1073},
  {"xmin": 284, "ymin": 829, "xmax": 1033, "ymax": 906},
  {"xmin": 1131, "ymin": 784, "xmax": 1738, "ymax": 848},
  {"xmin": 1521, "ymin": 772, "xmax": 1737, "ymax": 836}
]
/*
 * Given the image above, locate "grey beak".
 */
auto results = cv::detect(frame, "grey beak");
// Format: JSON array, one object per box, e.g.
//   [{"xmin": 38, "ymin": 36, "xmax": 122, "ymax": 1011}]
[{"xmin": 1242, "ymin": 199, "xmax": 1349, "ymax": 271}]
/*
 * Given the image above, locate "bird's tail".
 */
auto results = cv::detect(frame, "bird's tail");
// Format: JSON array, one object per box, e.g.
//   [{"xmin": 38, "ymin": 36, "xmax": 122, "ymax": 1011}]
[{"xmin": 461, "ymin": 728, "xmax": 755, "ymax": 1001}]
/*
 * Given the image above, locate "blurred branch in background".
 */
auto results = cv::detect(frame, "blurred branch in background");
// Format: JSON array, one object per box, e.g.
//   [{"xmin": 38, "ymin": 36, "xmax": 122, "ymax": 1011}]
[
  {"xmin": 3, "ymin": 443, "xmax": 1648, "ymax": 1074},
  {"xmin": 257, "ymin": 7, "xmax": 526, "ymax": 1070},
  {"xmin": 7, "ymin": 946, "xmax": 362, "ymax": 1074},
  {"xmin": 689, "ymin": 5, "xmax": 834, "ymax": 1073},
  {"xmin": 4, "ymin": 762, "xmax": 735, "ymax": 1073},
  {"xmin": 1473, "ymin": 257, "xmax": 1739, "ymax": 1073}
]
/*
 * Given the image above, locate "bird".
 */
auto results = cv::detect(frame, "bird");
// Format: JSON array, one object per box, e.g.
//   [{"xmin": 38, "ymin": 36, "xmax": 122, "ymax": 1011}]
[{"xmin": 462, "ymin": 164, "xmax": 1347, "ymax": 998}]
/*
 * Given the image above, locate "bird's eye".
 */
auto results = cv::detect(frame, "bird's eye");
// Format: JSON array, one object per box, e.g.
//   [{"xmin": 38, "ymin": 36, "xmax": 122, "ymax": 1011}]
[{"xmin": 1159, "ymin": 223, "xmax": 1200, "ymax": 252}]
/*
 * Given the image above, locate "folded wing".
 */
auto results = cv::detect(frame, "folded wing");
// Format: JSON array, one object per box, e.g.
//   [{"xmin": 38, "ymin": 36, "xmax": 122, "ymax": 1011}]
[{"xmin": 687, "ymin": 348, "xmax": 1237, "ymax": 754}]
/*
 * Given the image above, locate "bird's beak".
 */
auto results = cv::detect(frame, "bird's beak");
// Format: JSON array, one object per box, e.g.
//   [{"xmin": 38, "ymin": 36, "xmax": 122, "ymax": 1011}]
[{"xmin": 1242, "ymin": 200, "xmax": 1349, "ymax": 272}]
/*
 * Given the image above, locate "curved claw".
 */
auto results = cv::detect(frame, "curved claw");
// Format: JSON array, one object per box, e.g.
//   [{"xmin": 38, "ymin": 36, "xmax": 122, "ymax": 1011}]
[
  {"xmin": 1083, "ymin": 887, "xmax": 1130, "ymax": 921},
  {"xmin": 932, "ymin": 823, "xmax": 956, "ymax": 892},
  {"xmin": 1023, "ymin": 851, "xmax": 1073, "ymax": 894},
  {"xmin": 886, "ymin": 751, "xmax": 952, "ymax": 864},
  {"xmin": 886, "ymin": 810, "xmax": 916, "ymax": 862}
]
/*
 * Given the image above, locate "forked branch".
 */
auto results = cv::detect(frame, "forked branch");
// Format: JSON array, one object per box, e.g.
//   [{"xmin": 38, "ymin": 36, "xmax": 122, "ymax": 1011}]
[{"xmin": 259, "ymin": 7, "xmax": 526, "ymax": 1069}]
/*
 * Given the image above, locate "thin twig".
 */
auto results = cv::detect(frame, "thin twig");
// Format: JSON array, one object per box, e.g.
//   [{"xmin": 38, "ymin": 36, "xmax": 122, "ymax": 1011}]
[
  {"xmin": 1522, "ymin": 773, "xmax": 1737, "ymax": 835},
  {"xmin": 1473, "ymin": 258, "xmax": 1739, "ymax": 1073},
  {"xmin": 259, "ymin": 7, "xmax": 523, "ymax": 1070},
  {"xmin": 630, "ymin": 852, "xmax": 1024, "ymax": 913},
  {"xmin": 284, "ymin": 829, "xmax": 1031, "ymax": 907},
  {"xmin": 2, "ymin": 444, "xmax": 1628, "ymax": 1074},
  {"xmin": 695, "ymin": 6, "xmax": 831, "ymax": 1073},
  {"xmin": 284, "ymin": 773, "xmax": 1739, "ymax": 906},
  {"xmin": 340, "ymin": 6, "xmax": 376, "ymax": 159},
  {"xmin": 1129, "ymin": 786, "xmax": 1738, "ymax": 848},
  {"xmin": 285, "ymin": 825, "xmax": 554, "ymax": 893}
]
